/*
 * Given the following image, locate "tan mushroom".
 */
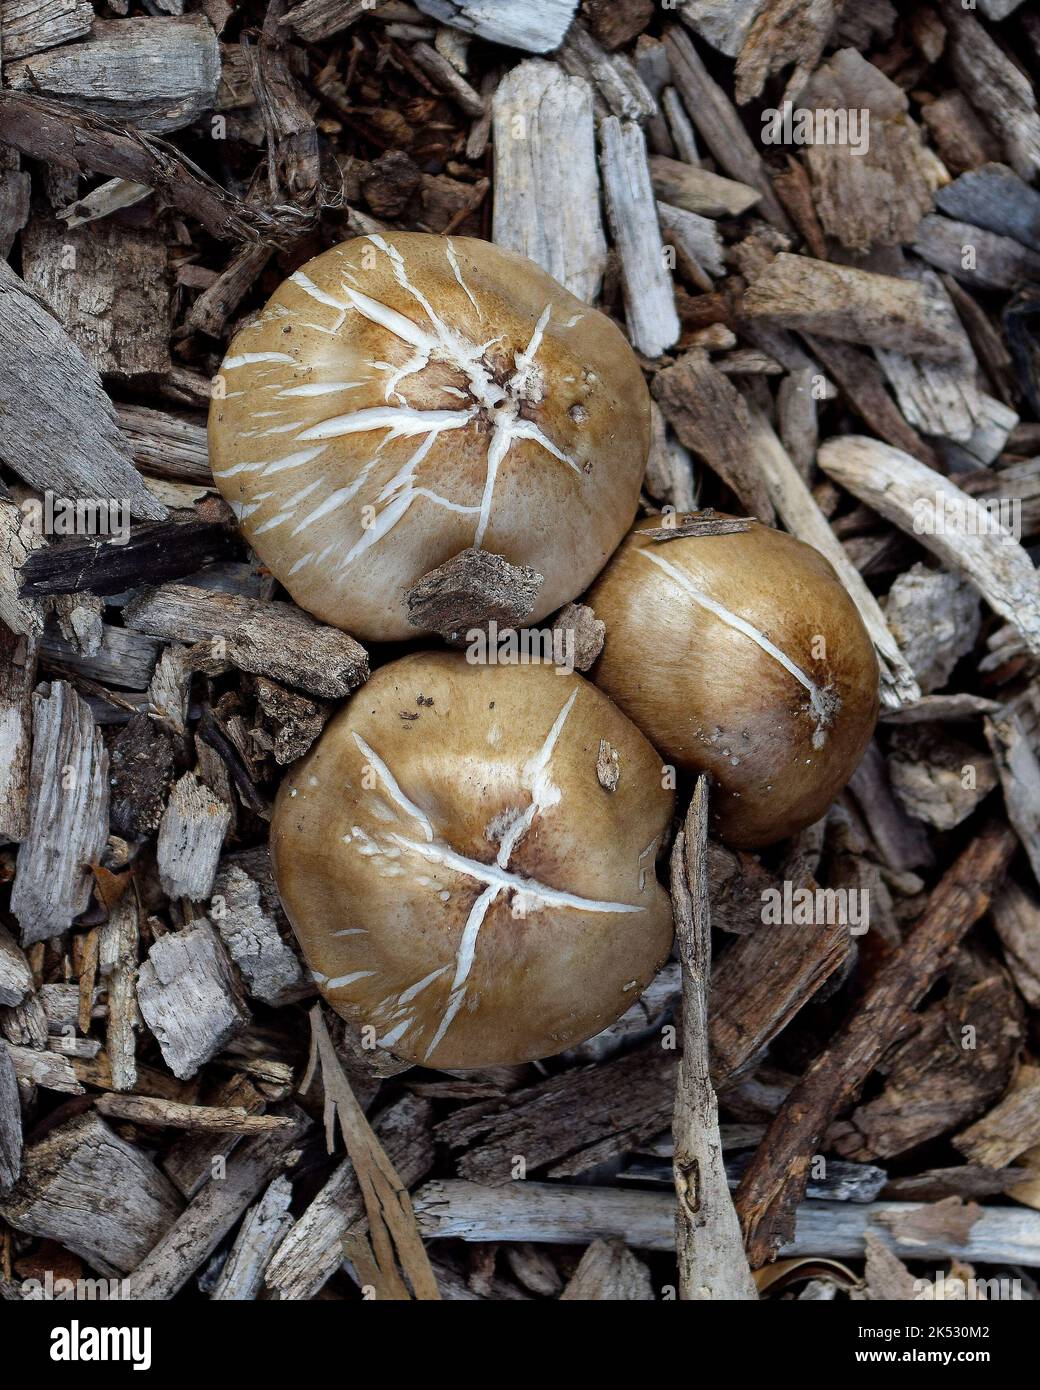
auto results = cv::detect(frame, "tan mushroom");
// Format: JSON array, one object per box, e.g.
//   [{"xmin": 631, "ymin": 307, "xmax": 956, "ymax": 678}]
[
  {"xmin": 587, "ymin": 514, "xmax": 879, "ymax": 847},
  {"xmin": 209, "ymin": 232, "xmax": 649, "ymax": 642},
  {"xmin": 270, "ymin": 651, "xmax": 674, "ymax": 1069}
]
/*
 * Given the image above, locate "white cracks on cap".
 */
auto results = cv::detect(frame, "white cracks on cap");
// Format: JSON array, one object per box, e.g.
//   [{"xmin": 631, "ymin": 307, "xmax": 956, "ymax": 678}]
[
  {"xmin": 347, "ymin": 690, "xmax": 639, "ymax": 1062},
  {"xmin": 638, "ymin": 548, "xmax": 839, "ymax": 747},
  {"xmin": 223, "ymin": 351, "xmax": 297, "ymax": 369},
  {"xmin": 299, "ymin": 404, "xmax": 476, "ymax": 442},
  {"xmin": 445, "ymin": 238, "xmax": 481, "ymax": 315},
  {"xmin": 276, "ymin": 382, "xmax": 364, "ymax": 398},
  {"xmin": 326, "ymin": 970, "xmax": 377, "ymax": 990}
]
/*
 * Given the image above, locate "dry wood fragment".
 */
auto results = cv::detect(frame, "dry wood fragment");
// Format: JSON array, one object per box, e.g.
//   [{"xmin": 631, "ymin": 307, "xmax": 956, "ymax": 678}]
[
  {"xmin": 116, "ymin": 404, "xmax": 211, "ymax": 485},
  {"xmin": 410, "ymin": 40, "xmax": 484, "ymax": 116},
  {"xmin": 121, "ymin": 1108, "xmax": 304, "ymax": 1300},
  {"xmin": 985, "ymin": 711, "xmax": 1040, "ymax": 890},
  {"xmin": 0, "ymin": 1110, "xmax": 183, "ymax": 1274},
  {"xmin": 156, "ymin": 772, "xmax": 232, "ymax": 902},
  {"xmin": 0, "ymin": 259, "xmax": 165, "ymax": 522},
  {"xmin": 57, "ymin": 176, "xmax": 153, "ymax": 229},
  {"xmin": 211, "ymin": 1174, "xmax": 294, "ymax": 1300},
  {"xmin": 8, "ymin": 1043, "xmax": 82, "ymax": 1092},
  {"xmin": 309, "ymin": 1006, "xmax": 439, "ymax": 1300},
  {"xmin": 0, "ymin": 628, "xmax": 37, "ymax": 844},
  {"xmin": 210, "ymin": 862, "xmax": 309, "ymax": 1006},
  {"xmin": 550, "ymin": 601, "xmax": 604, "ymax": 671},
  {"xmin": 414, "ymin": 0, "xmax": 577, "ymax": 54},
  {"xmin": 734, "ymin": 0, "xmax": 835, "ymax": 106},
  {"xmin": 185, "ymin": 243, "xmax": 273, "ymax": 340},
  {"xmin": 887, "ymin": 727, "xmax": 998, "ymax": 831},
  {"xmin": 405, "ymin": 548, "xmax": 543, "ymax": 638},
  {"xmin": 671, "ymin": 779, "xmax": 757, "ymax": 1300},
  {"xmin": 98, "ymin": 894, "xmax": 139, "ymax": 1093},
  {"xmin": 558, "ymin": 21, "xmax": 656, "ymax": 122},
  {"xmin": 599, "ymin": 117, "xmax": 680, "ymax": 359},
  {"xmin": 96, "ymin": 1093, "xmax": 296, "ymax": 1133},
  {"xmin": 6, "ymin": 16, "xmax": 221, "ymax": 134},
  {"xmin": 560, "ymin": 1239, "xmax": 654, "ymax": 1300},
  {"xmin": 922, "ymin": 92, "xmax": 1003, "ymax": 178},
  {"xmin": 940, "ymin": 1, "xmax": 1040, "ymax": 181},
  {"xmin": 0, "ymin": 1041, "xmax": 20, "ymax": 1193},
  {"xmin": 10, "ymin": 680, "xmax": 109, "ymax": 945},
  {"xmin": 264, "ymin": 1092, "xmax": 433, "ymax": 1299},
  {"xmin": 649, "ymin": 156, "xmax": 759, "ymax": 219},
  {"xmin": 820, "ymin": 436, "xmax": 1040, "ymax": 663},
  {"xmin": 414, "ymin": 1180, "xmax": 1040, "ymax": 1264},
  {"xmin": 953, "ymin": 1065, "xmax": 1040, "ymax": 1169},
  {"xmin": 161, "ymin": 1074, "xmax": 266, "ymax": 1200},
  {"xmin": 0, "ymin": 92, "xmax": 311, "ymax": 246},
  {"xmin": 745, "ymin": 407, "xmax": 919, "ymax": 707},
  {"xmin": 936, "ymin": 163, "xmax": 1040, "ymax": 255},
  {"xmin": 913, "ymin": 214, "xmax": 1040, "ymax": 292},
  {"xmin": 0, "ymin": 927, "xmax": 33, "ymax": 1010},
  {"xmin": 652, "ymin": 352, "xmax": 774, "ymax": 522},
  {"xmin": 137, "ymin": 919, "xmax": 248, "ymax": 1080},
  {"xmin": 281, "ymin": 0, "xmax": 383, "ymax": 43},
  {"xmin": 0, "ymin": 0, "xmax": 94, "ymax": 61},
  {"xmin": 990, "ymin": 880, "xmax": 1040, "ymax": 1009},
  {"xmin": 663, "ymin": 25, "xmax": 790, "ymax": 231},
  {"xmin": 743, "ymin": 255, "xmax": 966, "ymax": 363},
  {"xmin": 124, "ymin": 584, "xmax": 369, "ymax": 700},
  {"xmin": 734, "ymin": 820, "xmax": 1017, "ymax": 1266}
]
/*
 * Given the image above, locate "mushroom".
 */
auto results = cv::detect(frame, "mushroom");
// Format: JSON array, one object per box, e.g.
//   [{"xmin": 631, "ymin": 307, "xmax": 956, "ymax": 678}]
[
  {"xmin": 586, "ymin": 514, "xmax": 880, "ymax": 847},
  {"xmin": 270, "ymin": 650, "xmax": 674, "ymax": 1069},
  {"xmin": 209, "ymin": 232, "xmax": 649, "ymax": 642}
]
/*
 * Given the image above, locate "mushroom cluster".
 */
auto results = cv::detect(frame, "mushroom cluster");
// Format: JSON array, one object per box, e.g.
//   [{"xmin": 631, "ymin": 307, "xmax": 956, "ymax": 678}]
[
  {"xmin": 214, "ymin": 234, "xmax": 881, "ymax": 1069},
  {"xmin": 271, "ymin": 652, "xmax": 674, "ymax": 1069},
  {"xmin": 209, "ymin": 231, "xmax": 650, "ymax": 642}
]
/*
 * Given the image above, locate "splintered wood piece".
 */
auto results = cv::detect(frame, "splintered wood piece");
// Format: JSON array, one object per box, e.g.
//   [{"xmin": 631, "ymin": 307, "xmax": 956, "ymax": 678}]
[
  {"xmin": 161, "ymin": 1074, "xmax": 266, "ymax": 1200},
  {"xmin": 953, "ymin": 1066, "xmax": 1040, "ymax": 1169},
  {"xmin": 560, "ymin": 1239, "xmax": 654, "ymax": 1300},
  {"xmin": 137, "ymin": 919, "xmax": 248, "ymax": 1079},
  {"xmin": 0, "ymin": 259, "xmax": 165, "ymax": 521},
  {"xmin": 0, "ymin": 1110, "xmax": 183, "ymax": 1273},
  {"xmin": 0, "ymin": 92, "xmax": 311, "ymax": 246},
  {"xmin": 936, "ymin": 162, "xmax": 1040, "ymax": 254},
  {"xmin": 663, "ymin": 24, "xmax": 790, "ymax": 230},
  {"xmin": 985, "ymin": 711, "xmax": 1040, "ymax": 889},
  {"xmin": 414, "ymin": 0, "xmax": 577, "ymax": 54},
  {"xmin": 734, "ymin": 0, "xmax": 835, "ymax": 105},
  {"xmin": 99, "ymin": 894, "xmax": 140, "ymax": 1093},
  {"xmin": 121, "ymin": 1110, "xmax": 305, "ymax": 1300},
  {"xmin": 124, "ymin": 584, "xmax": 369, "ymax": 700},
  {"xmin": 6, "ymin": 16, "xmax": 221, "ymax": 134},
  {"xmin": 21, "ymin": 216, "xmax": 172, "ymax": 378},
  {"xmin": 492, "ymin": 61, "xmax": 606, "ymax": 304},
  {"xmin": 650, "ymin": 156, "xmax": 760, "ymax": 218},
  {"xmin": 656, "ymin": 201, "xmax": 725, "ymax": 280},
  {"xmin": 309, "ymin": 1006, "xmax": 440, "ymax": 1301},
  {"xmin": 413, "ymin": 1181, "xmax": 1040, "ymax": 1264},
  {"xmin": 96, "ymin": 1093, "xmax": 296, "ymax": 1133},
  {"xmin": 0, "ymin": 1041, "xmax": 21, "ymax": 1193},
  {"xmin": 679, "ymin": 0, "xmax": 765, "ymax": 57},
  {"xmin": 671, "ymin": 780, "xmax": 758, "ymax": 1301},
  {"xmin": 115, "ymin": 404, "xmax": 211, "ymax": 485},
  {"xmin": 0, "ymin": 925, "xmax": 33, "ymax": 1009},
  {"xmin": 990, "ymin": 880, "xmax": 1040, "ymax": 1008},
  {"xmin": 156, "ymin": 772, "xmax": 231, "ymax": 902},
  {"xmin": 652, "ymin": 351, "xmax": 775, "ymax": 522},
  {"xmin": 887, "ymin": 727, "xmax": 998, "ymax": 831},
  {"xmin": 734, "ymin": 820, "xmax": 1017, "ymax": 1267},
  {"xmin": 19, "ymin": 521, "xmax": 236, "ymax": 598},
  {"xmin": 263, "ymin": 1094, "xmax": 435, "ymax": 1300},
  {"xmin": 211, "ymin": 1174, "xmax": 294, "ymax": 1300},
  {"xmin": 599, "ymin": 117, "xmax": 680, "ymax": 358},
  {"xmin": 746, "ymin": 407, "xmax": 920, "ymax": 708},
  {"xmin": 280, "ymin": 0, "xmax": 384, "ymax": 43},
  {"xmin": 1, "ymin": 0, "xmax": 94, "ymax": 61},
  {"xmin": 913, "ymin": 214, "xmax": 1040, "ymax": 292},
  {"xmin": 0, "ymin": 627, "xmax": 37, "ymax": 843},
  {"xmin": 11, "ymin": 680, "xmax": 109, "ymax": 945},
  {"xmin": 819, "ymin": 436, "xmax": 1040, "ymax": 662},
  {"xmin": 405, "ymin": 548, "xmax": 543, "ymax": 637},
  {"xmin": 210, "ymin": 862, "xmax": 309, "ymax": 1006},
  {"xmin": 940, "ymin": 1, "xmax": 1040, "ymax": 181},
  {"xmin": 559, "ymin": 21, "xmax": 657, "ymax": 122},
  {"xmin": 551, "ymin": 601, "xmax": 604, "ymax": 671},
  {"xmin": 742, "ymin": 254, "xmax": 966, "ymax": 362},
  {"xmin": 641, "ymin": 514, "xmax": 753, "ymax": 541}
]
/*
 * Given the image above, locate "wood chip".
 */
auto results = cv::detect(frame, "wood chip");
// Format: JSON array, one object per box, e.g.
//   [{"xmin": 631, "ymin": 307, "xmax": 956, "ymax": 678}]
[{"xmin": 137, "ymin": 919, "xmax": 248, "ymax": 1079}]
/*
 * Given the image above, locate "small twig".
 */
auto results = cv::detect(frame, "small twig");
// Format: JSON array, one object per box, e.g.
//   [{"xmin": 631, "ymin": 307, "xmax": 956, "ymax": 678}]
[{"xmin": 643, "ymin": 511, "xmax": 754, "ymax": 542}]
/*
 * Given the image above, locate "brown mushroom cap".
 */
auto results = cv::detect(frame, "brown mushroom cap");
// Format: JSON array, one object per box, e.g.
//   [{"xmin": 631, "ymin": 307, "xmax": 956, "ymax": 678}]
[
  {"xmin": 587, "ymin": 515, "xmax": 880, "ymax": 847},
  {"xmin": 209, "ymin": 233, "xmax": 649, "ymax": 642},
  {"xmin": 270, "ymin": 651, "xmax": 674, "ymax": 1069}
]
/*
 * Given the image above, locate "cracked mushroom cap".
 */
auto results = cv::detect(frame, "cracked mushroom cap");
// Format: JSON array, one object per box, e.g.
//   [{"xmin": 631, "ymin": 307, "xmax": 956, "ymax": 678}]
[
  {"xmin": 209, "ymin": 232, "xmax": 650, "ymax": 642},
  {"xmin": 270, "ymin": 651, "xmax": 674, "ymax": 1069},
  {"xmin": 587, "ymin": 515, "xmax": 880, "ymax": 848}
]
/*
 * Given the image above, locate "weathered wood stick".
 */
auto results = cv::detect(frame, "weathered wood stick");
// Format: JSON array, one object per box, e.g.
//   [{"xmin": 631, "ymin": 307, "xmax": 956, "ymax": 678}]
[
  {"xmin": 414, "ymin": 1180, "xmax": 1040, "ymax": 1265},
  {"xmin": 733, "ymin": 821, "xmax": 1017, "ymax": 1267},
  {"xmin": 671, "ymin": 780, "xmax": 757, "ymax": 1300},
  {"xmin": 95, "ymin": 1094, "xmax": 297, "ymax": 1133}
]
